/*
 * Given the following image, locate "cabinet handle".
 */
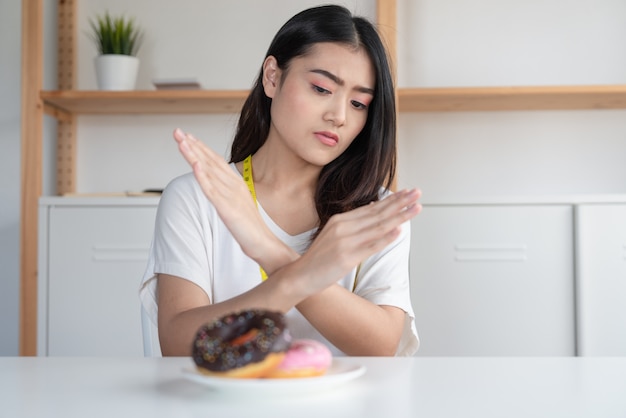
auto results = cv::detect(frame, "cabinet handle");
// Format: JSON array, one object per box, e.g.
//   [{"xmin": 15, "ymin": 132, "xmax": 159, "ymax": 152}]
[
  {"xmin": 92, "ymin": 245, "xmax": 150, "ymax": 262},
  {"xmin": 454, "ymin": 244, "xmax": 527, "ymax": 262}
]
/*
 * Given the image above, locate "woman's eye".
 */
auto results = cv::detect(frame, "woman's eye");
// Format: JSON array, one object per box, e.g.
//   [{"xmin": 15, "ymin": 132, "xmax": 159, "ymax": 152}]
[
  {"xmin": 351, "ymin": 100, "xmax": 368, "ymax": 110},
  {"xmin": 312, "ymin": 85, "xmax": 331, "ymax": 94}
]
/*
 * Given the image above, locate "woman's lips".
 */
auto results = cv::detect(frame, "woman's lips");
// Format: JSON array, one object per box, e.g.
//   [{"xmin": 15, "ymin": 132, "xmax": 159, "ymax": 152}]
[{"xmin": 314, "ymin": 131, "xmax": 339, "ymax": 146}]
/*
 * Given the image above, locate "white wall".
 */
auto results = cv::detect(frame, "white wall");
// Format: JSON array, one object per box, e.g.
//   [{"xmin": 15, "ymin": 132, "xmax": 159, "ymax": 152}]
[
  {"xmin": 394, "ymin": 0, "xmax": 626, "ymax": 198},
  {"xmin": 73, "ymin": 0, "xmax": 376, "ymax": 193},
  {"xmin": 72, "ymin": 0, "xmax": 626, "ymax": 197},
  {"xmin": 0, "ymin": 0, "xmax": 22, "ymax": 356},
  {"xmin": 3, "ymin": 0, "xmax": 626, "ymax": 355}
]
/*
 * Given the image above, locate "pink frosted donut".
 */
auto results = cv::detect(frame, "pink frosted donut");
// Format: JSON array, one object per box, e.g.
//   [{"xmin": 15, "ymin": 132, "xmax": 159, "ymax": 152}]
[{"xmin": 267, "ymin": 339, "xmax": 332, "ymax": 378}]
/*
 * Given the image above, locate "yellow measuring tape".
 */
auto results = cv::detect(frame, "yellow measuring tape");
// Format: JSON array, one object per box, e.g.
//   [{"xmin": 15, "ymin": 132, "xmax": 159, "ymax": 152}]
[
  {"xmin": 244, "ymin": 155, "xmax": 363, "ymax": 290},
  {"xmin": 243, "ymin": 155, "xmax": 268, "ymax": 281}
]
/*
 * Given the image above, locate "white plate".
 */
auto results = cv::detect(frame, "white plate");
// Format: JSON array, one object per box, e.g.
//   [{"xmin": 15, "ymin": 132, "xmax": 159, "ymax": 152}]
[{"xmin": 182, "ymin": 359, "xmax": 366, "ymax": 395}]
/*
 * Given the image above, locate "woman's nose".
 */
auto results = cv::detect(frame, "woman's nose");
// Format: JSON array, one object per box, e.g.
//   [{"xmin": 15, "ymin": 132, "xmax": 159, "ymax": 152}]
[{"xmin": 323, "ymin": 99, "xmax": 346, "ymax": 127}]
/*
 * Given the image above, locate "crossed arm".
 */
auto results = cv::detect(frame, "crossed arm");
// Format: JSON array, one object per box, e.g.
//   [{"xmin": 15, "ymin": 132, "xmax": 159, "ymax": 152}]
[{"xmin": 157, "ymin": 129, "xmax": 421, "ymax": 356}]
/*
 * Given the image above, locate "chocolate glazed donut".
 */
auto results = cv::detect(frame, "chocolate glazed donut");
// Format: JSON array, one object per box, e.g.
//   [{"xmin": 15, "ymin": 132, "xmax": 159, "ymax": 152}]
[{"xmin": 192, "ymin": 309, "xmax": 292, "ymax": 376}]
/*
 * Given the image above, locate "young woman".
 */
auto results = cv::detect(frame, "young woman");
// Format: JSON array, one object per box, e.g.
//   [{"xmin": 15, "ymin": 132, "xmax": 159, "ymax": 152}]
[{"xmin": 140, "ymin": 5, "xmax": 422, "ymax": 357}]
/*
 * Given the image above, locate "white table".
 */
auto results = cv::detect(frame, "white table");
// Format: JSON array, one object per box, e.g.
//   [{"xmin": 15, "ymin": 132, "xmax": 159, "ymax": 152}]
[{"xmin": 1, "ymin": 356, "xmax": 625, "ymax": 418}]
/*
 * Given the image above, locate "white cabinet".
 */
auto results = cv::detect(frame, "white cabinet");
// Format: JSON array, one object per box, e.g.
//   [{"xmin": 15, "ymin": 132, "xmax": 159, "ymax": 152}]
[
  {"xmin": 575, "ymin": 204, "xmax": 626, "ymax": 356},
  {"xmin": 36, "ymin": 197, "xmax": 623, "ymax": 357},
  {"xmin": 38, "ymin": 198, "xmax": 159, "ymax": 356},
  {"xmin": 410, "ymin": 204, "xmax": 575, "ymax": 356}
]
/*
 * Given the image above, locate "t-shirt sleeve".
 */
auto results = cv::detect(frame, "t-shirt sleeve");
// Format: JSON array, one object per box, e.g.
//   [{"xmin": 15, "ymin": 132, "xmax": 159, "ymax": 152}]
[
  {"xmin": 352, "ymin": 210, "xmax": 419, "ymax": 356},
  {"xmin": 139, "ymin": 173, "xmax": 214, "ymax": 325}
]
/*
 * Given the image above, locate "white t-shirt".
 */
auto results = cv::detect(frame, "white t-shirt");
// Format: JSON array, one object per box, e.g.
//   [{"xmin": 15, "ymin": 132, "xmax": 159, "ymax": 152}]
[{"xmin": 139, "ymin": 167, "xmax": 419, "ymax": 356}]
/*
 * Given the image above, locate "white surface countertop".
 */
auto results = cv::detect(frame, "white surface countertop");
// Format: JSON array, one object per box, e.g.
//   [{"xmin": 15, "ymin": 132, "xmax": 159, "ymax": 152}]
[
  {"xmin": 1, "ymin": 356, "xmax": 624, "ymax": 418},
  {"xmin": 418, "ymin": 194, "xmax": 626, "ymax": 205},
  {"xmin": 39, "ymin": 195, "xmax": 161, "ymax": 206},
  {"xmin": 38, "ymin": 193, "xmax": 626, "ymax": 207}
]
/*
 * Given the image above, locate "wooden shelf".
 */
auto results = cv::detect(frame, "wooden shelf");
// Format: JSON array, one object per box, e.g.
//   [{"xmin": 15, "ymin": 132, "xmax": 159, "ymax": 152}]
[
  {"xmin": 41, "ymin": 85, "xmax": 626, "ymax": 119},
  {"xmin": 399, "ymin": 85, "xmax": 626, "ymax": 112},
  {"xmin": 41, "ymin": 89, "xmax": 249, "ymax": 118}
]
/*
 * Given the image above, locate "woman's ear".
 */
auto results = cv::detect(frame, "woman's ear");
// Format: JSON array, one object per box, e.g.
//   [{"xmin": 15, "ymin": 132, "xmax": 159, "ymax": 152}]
[{"xmin": 262, "ymin": 56, "xmax": 280, "ymax": 98}]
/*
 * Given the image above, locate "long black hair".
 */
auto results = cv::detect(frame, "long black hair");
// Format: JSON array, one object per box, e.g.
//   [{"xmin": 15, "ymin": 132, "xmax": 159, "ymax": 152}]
[{"xmin": 230, "ymin": 4, "xmax": 396, "ymax": 232}]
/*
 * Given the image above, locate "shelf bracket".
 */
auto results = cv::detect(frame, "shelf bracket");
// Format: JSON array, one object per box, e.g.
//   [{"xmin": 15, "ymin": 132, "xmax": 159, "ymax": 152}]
[
  {"xmin": 43, "ymin": 102, "xmax": 72, "ymax": 122},
  {"xmin": 20, "ymin": 0, "xmax": 45, "ymax": 356},
  {"xmin": 56, "ymin": 0, "xmax": 77, "ymax": 195}
]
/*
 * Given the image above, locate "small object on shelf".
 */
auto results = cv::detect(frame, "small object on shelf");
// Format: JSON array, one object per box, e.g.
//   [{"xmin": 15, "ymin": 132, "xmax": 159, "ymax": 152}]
[
  {"xmin": 94, "ymin": 55, "xmax": 140, "ymax": 91},
  {"xmin": 153, "ymin": 78, "xmax": 202, "ymax": 90}
]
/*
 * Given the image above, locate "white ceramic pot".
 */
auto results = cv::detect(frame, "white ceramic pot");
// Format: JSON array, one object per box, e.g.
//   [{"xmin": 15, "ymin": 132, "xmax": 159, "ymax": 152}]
[{"xmin": 94, "ymin": 54, "xmax": 139, "ymax": 90}]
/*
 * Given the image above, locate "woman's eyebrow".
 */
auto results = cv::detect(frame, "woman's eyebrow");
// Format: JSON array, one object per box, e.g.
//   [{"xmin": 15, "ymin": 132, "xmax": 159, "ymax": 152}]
[{"xmin": 309, "ymin": 68, "xmax": 374, "ymax": 95}]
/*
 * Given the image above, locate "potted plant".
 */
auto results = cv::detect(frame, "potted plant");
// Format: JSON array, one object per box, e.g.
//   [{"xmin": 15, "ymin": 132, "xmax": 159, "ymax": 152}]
[{"xmin": 88, "ymin": 12, "xmax": 143, "ymax": 90}]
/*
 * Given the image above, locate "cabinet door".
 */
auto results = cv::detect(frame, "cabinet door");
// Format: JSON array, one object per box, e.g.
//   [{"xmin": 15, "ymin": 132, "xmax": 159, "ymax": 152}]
[
  {"xmin": 410, "ymin": 205, "xmax": 575, "ymax": 356},
  {"xmin": 576, "ymin": 204, "xmax": 626, "ymax": 356},
  {"xmin": 46, "ymin": 205, "xmax": 156, "ymax": 356}
]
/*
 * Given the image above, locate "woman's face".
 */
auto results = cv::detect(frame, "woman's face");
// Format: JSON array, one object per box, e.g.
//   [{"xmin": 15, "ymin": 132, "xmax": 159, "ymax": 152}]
[{"xmin": 262, "ymin": 42, "xmax": 375, "ymax": 168}]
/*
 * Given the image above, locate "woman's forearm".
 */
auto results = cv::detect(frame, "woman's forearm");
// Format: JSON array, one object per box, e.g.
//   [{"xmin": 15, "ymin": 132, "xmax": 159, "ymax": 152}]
[
  {"xmin": 297, "ymin": 284, "xmax": 405, "ymax": 356},
  {"xmin": 157, "ymin": 272, "xmax": 300, "ymax": 356}
]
